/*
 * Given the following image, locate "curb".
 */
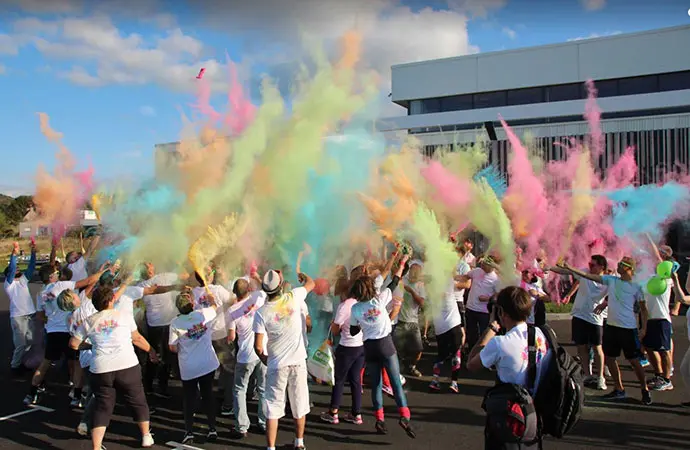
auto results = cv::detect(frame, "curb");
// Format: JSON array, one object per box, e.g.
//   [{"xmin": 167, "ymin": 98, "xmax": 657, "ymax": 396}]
[{"xmin": 546, "ymin": 313, "xmax": 571, "ymax": 321}]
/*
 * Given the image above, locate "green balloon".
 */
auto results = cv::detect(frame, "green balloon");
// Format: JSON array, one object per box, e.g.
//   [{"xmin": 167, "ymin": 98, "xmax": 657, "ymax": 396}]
[
  {"xmin": 656, "ymin": 261, "xmax": 674, "ymax": 279},
  {"xmin": 647, "ymin": 276, "xmax": 667, "ymax": 296}
]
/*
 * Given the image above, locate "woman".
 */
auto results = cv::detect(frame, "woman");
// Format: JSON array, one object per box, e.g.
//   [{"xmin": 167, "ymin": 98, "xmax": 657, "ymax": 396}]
[
  {"xmin": 69, "ymin": 284, "xmax": 157, "ymax": 450},
  {"xmin": 349, "ymin": 253, "xmax": 415, "ymax": 439},
  {"xmin": 169, "ymin": 289, "xmax": 220, "ymax": 445},
  {"xmin": 320, "ymin": 279, "xmax": 365, "ymax": 426}
]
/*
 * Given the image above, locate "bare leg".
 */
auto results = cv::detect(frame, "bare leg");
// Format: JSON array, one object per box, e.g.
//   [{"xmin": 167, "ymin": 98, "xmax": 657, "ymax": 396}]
[
  {"xmin": 648, "ymin": 350, "xmax": 662, "ymax": 375},
  {"xmin": 31, "ymin": 359, "xmax": 52, "ymax": 387},
  {"xmin": 607, "ymin": 357, "xmax": 624, "ymax": 391},
  {"xmin": 593, "ymin": 345, "xmax": 605, "ymax": 379},
  {"xmin": 577, "ymin": 345, "xmax": 592, "ymax": 377},
  {"xmin": 266, "ymin": 418, "xmax": 279, "ymax": 448},
  {"xmin": 137, "ymin": 421, "xmax": 151, "ymax": 437},
  {"xmin": 660, "ymin": 351, "xmax": 673, "ymax": 379},
  {"xmin": 629, "ymin": 359, "xmax": 649, "ymax": 390},
  {"xmin": 91, "ymin": 426, "xmax": 106, "ymax": 450},
  {"xmin": 294, "ymin": 415, "xmax": 306, "ymax": 439}
]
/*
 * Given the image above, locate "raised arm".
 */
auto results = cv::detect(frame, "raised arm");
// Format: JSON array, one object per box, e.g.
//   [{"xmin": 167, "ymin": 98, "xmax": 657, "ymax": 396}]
[
  {"xmin": 74, "ymin": 262, "xmax": 110, "ymax": 290},
  {"xmin": 25, "ymin": 243, "xmax": 37, "ymax": 280},
  {"xmin": 84, "ymin": 234, "xmax": 101, "ymax": 260},
  {"xmin": 49, "ymin": 237, "xmax": 58, "ymax": 266},
  {"xmin": 297, "ymin": 272, "xmax": 315, "ymax": 293},
  {"xmin": 5, "ymin": 243, "xmax": 19, "ymax": 284},
  {"xmin": 379, "ymin": 247, "xmax": 400, "ymax": 280},
  {"xmin": 561, "ymin": 262, "xmax": 603, "ymax": 284}
]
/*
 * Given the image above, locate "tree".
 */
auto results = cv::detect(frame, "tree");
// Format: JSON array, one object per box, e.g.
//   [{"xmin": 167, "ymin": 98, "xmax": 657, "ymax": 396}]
[{"xmin": 2, "ymin": 195, "xmax": 34, "ymax": 224}]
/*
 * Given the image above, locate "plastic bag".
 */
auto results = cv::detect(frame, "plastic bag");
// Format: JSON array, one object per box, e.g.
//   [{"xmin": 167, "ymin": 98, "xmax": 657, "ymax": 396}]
[{"xmin": 307, "ymin": 340, "xmax": 335, "ymax": 386}]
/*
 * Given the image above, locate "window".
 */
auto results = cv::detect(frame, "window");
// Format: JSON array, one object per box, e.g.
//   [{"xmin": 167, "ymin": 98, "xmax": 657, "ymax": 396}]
[
  {"xmin": 421, "ymin": 98, "xmax": 441, "ymax": 114},
  {"xmin": 507, "ymin": 87, "xmax": 544, "ymax": 106},
  {"xmin": 546, "ymin": 83, "xmax": 581, "ymax": 102},
  {"xmin": 618, "ymin": 75, "xmax": 658, "ymax": 96},
  {"xmin": 440, "ymin": 94, "xmax": 473, "ymax": 112},
  {"xmin": 659, "ymin": 71, "xmax": 690, "ymax": 92},
  {"xmin": 409, "ymin": 100, "xmax": 423, "ymax": 115},
  {"xmin": 593, "ymin": 79, "xmax": 617, "ymax": 98},
  {"xmin": 473, "ymin": 91, "xmax": 506, "ymax": 109}
]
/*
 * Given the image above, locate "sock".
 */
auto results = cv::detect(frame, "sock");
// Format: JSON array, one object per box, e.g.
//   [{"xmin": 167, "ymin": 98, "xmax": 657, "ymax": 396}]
[
  {"xmin": 374, "ymin": 408, "xmax": 385, "ymax": 421},
  {"xmin": 268, "ymin": 447, "xmax": 276, "ymax": 450},
  {"xmin": 295, "ymin": 438, "xmax": 304, "ymax": 447},
  {"xmin": 398, "ymin": 406, "xmax": 411, "ymax": 420}
]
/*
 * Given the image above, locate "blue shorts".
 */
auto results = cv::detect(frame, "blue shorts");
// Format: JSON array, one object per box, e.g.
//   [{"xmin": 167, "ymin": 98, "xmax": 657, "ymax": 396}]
[{"xmin": 642, "ymin": 319, "xmax": 672, "ymax": 352}]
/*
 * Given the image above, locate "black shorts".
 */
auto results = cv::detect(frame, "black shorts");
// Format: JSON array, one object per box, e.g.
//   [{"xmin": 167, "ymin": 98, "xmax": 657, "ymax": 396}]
[
  {"xmin": 642, "ymin": 319, "xmax": 672, "ymax": 352},
  {"xmin": 45, "ymin": 332, "xmax": 78, "ymax": 362},
  {"xmin": 603, "ymin": 324, "xmax": 641, "ymax": 360},
  {"xmin": 393, "ymin": 322, "xmax": 424, "ymax": 355},
  {"xmin": 571, "ymin": 317, "xmax": 603, "ymax": 346}
]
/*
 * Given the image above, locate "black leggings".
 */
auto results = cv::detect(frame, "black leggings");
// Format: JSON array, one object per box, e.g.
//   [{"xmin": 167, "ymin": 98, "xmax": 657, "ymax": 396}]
[
  {"xmin": 91, "ymin": 364, "xmax": 149, "ymax": 429},
  {"xmin": 329, "ymin": 345, "xmax": 365, "ymax": 415},
  {"xmin": 144, "ymin": 325, "xmax": 172, "ymax": 393},
  {"xmin": 466, "ymin": 309, "xmax": 490, "ymax": 350},
  {"xmin": 182, "ymin": 370, "xmax": 216, "ymax": 432}
]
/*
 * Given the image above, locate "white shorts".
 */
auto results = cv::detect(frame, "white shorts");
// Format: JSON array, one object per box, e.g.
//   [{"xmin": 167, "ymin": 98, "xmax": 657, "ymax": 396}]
[{"xmin": 264, "ymin": 362, "xmax": 310, "ymax": 420}]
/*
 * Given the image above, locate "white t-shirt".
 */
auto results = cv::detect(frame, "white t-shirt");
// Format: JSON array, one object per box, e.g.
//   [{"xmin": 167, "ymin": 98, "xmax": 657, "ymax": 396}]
[
  {"xmin": 114, "ymin": 286, "xmax": 145, "ymax": 320},
  {"xmin": 466, "ymin": 268, "xmax": 500, "ymax": 314},
  {"xmin": 39, "ymin": 281, "xmax": 77, "ymax": 333},
  {"xmin": 227, "ymin": 291, "xmax": 267, "ymax": 364},
  {"xmin": 70, "ymin": 292, "xmax": 98, "ymax": 369},
  {"xmin": 192, "ymin": 285, "xmax": 232, "ymax": 341},
  {"xmin": 480, "ymin": 322, "xmax": 553, "ymax": 393},
  {"xmin": 434, "ymin": 281, "xmax": 462, "ymax": 336},
  {"xmin": 139, "ymin": 273, "xmax": 179, "ymax": 327},
  {"xmin": 74, "ymin": 308, "xmax": 139, "ymax": 374},
  {"xmin": 333, "ymin": 298, "xmax": 364, "ymax": 347},
  {"xmin": 253, "ymin": 287, "xmax": 309, "ymax": 371},
  {"xmin": 68, "ymin": 257, "xmax": 88, "ymax": 282},
  {"xmin": 454, "ymin": 260, "xmax": 471, "ymax": 303},
  {"xmin": 314, "ymin": 293, "xmax": 334, "ymax": 314},
  {"xmin": 350, "ymin": 288, "xmax": 395, "ymax": 341},
  {"xmin": 464, "ymin": 252, "xmax": 476, "ymax": 267},
  {"xmin": 5, "ymin": 275, "xmax": 36, "ymax": 317},
  {"xmin": 570, "ymin": 270, "xmax": 608, "ymax": 326},
  {"xmin": 602, "ymin": 275, "xmax": 643, "ymax": 329},
  {"xmin": 520, "ymin": 281, "xmax": 545, "ymax": 325},
  {"xmin": 399, "ymin": 280, "xmax": 425, "ymax": 324},
  {"xmin": 644, "ymin": 278, "xmax": 673, "ymax": 322},
  {"xmin": 169, "ymin": 307, "xmax": 220, "ymax": 381}
]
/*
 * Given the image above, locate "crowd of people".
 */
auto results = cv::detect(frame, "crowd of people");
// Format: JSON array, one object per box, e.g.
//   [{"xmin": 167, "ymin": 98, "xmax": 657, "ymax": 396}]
[{"xmin": 4, "ymin": 231, "xmax": 690, "ymax": 449}]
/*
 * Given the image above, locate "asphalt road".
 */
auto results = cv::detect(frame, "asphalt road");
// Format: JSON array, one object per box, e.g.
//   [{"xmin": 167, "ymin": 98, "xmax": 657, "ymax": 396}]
[{"xmin": 1, "ymin": 283, "xmax": 689, "ymax": 450}]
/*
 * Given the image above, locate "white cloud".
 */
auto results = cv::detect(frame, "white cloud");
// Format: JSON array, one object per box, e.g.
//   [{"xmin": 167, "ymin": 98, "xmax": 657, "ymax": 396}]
[
  {"xmin": 580, "ymin": 0, "xmax": 606, "ymax": 11},
  {"xmin": 139, "ymin": 105, "xmax": 156, "ymax": 117},
  {"xmin": 0, "ymin": 33, "xmax": 20, "ymax": 55},
  {"xmin": 502, "ymin": 26, "xmax": 516, "ymax": 39},
  {"xmin": 567, "ymin": 31, "xmax": 621, "ymax": 41},
  {"xmin": 0, "ymin": 64, "xmax": 5, "ymax": 74}
]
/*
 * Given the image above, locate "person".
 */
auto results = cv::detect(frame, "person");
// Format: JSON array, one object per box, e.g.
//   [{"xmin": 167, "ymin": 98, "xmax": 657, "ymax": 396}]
[
  {"xmin": 394, "ymin": 262, "xmax": 425, "ymax": 377},
  {"xmin": 69, "ymin": 284, "xmax": 158, "ymax": 450},
  {"xmin": 226, "ymin": 278, "xmax": 267, "ymax": 438},
  {"xmin": 519, "ymin": 270, "xmax": 548, "ymax": 327},
  {"xmin": 467, "ymin": 286, "xmax": 553, "ymax": 450},
  {"xmin": 457, "ymin": 255, "xmax": 501, "ymax": 351},
  {"xmin": 138, "ymin": 263, "xmax": 180, "ymax": 399},
  {"xmin": 65, "ymin": 234, "xmax": 101, "ymax": 282},
  {"xmin": 453, "ymin": 246, "xmax": 471, "ymax": 325},
  {"xmin": 24, "ymin": 263, "xmax": 108, "ymax": 406},
  {"xmin": 550, "ymin": 255, "xmax": 609, "ymax": 390},
  {"xmin": 5, "ymin": 241, "xmax": 37, "ymax": 376},
  {"xmin": 560, "ymin": 257, "xmax": 652, "ymax": 405},
  {"xmin": 253, "ymin": 269, "xmax": 315, "ymax": 450},
  {"xmin": 462, "ymin": 238, "xmax": 477, "ymax": 268},
  {"xmin": 320, "ymin": 279, "xmax": 365, "ymax": 425},
  {"xmin": 169, "ymin": 289, "xmax": 220, "ymax": 445},
  {"xmin": 429, "ymin": 277, "xmax": 465, "ymax": 393},
  {"xmin": 669, "ymin": 271, "xmax": 690, "ymax": 407},
  {"xmin": 349, "ymin": 254, "xmax": 416, "ymax": 439}
]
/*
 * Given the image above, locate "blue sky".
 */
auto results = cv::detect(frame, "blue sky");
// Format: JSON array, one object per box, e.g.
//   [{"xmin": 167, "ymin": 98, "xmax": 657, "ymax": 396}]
[{"xmin": 0, "ymin": 0, "xmax": 688, "ymax": 196}]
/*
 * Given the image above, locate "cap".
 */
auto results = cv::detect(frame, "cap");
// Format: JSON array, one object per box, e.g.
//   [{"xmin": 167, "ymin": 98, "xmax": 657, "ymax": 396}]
[
  {"xmin": 57, "ymin": 289, "xmax": 78, "ymax": 312},
  {"xmin": 262, "ymin": 270, "xmax": 283, "ymax": 295}
]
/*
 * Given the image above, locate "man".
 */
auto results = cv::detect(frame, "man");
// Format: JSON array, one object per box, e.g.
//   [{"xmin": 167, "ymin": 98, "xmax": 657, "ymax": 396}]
[
  {"xmin": 467, "ymin": 286, "xmax": 553, "ymax": 450},
  {"xmin": 457, "ymin": 255, "xmax": 501, "ymax": 351},
  {"xmin": 560, "ymin": 257, "xmax": 652, "ymax": 405},
  {"xmin": 253, "ymin": 269, "xmax": 315, "ymax": 450},
  {"xmin": 551, "ymin": 255, "xmax": 609, "ymax": 390},
  {"xmin": 65, "ymin": 234, "xmax": 101, "ymax": 282},
  {"xmin": 462, "ymin": 238, "xmax": 476, "ymax": 268},
  {"xmin": 227, "ymin": 279, "xmax": 267, "ymax": 438},
  {"xmin": 395, "ymin": 262, "xmax": 425, "ymax": 377},
  {"xmin": 5, "ymin": 242, "xmax": 37, "ymax": 376}
]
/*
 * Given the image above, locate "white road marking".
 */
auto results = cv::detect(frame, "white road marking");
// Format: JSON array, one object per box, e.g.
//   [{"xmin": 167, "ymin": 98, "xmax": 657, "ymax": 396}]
[
  {"xmin": 166, "ymin": 441, "xmax": 205, "ymax": 450},
  {"xmin": 0, "ymin": 405, "xmax": 55, "ymax": 422}
]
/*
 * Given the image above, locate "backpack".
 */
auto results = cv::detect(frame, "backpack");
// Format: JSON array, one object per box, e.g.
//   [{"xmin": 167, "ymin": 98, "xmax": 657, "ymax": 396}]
[
  {"xmin": 533, "ymin": 324, "xmax": 584, "ymax": 438},
  {"xmin": 481, "ymin": 326, "xmax": 540, "ymax": 446}
]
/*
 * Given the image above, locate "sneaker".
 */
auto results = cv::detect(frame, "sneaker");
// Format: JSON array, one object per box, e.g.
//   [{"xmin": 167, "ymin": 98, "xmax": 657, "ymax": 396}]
[
  {"xmin": 70, "ymin": 396, "xmax": 83, "ymax": 409},
  {"xmin": 142, "ymin": 432, "xmax": 154, "ymax": 447},
  {"xmin": 449, "ymin": 381, "xmax": 459, "ymax": 393},
  {"xmin": 647, "ymin": 376, "xmax": 663, "ymax": 388},
  {"xmin": 602, "ymin": 389, "xmax": 626, "ymax": 400},
  {"xmin": 344, "ymin": 413, "xmax": 363, "ymax": 425},
  {"xmin": 651, "ymin": 379, "xmax": 673, "ymax": 391},
  {"xmin": 375, "ymin": 420, "xmax": 388, "ymax": 435},
  {"xmin": 69, "ymin": 388, "xmax": 75, "ymax": 399},
  {"xmin": 255, "ymin": 423, "xmax": 267, "ymax": 433},
  {"xmin": 207, "ymin": 428, "xmax": 218, "ymax": 442},
  {"xmin": 229, "ymin": 427, "xmax": 247, "ymax": 439},
  {"xmin": 429, "ymin": 380, "xmax": 441, "ymax": 391},
  {"xmin": 593, "ymin": 377, "xmax": 607, "ymax": 391},
  {"xmin": 583, "ymin": 375, "xmax": 595, "ymax": 385},
  {"xmin": 77, "ymin": 422, "xmax": 88, "ymax": 436},
  {"xmin": 639, "ymin": 358, "xmax": 650, "ymax": 368},
  {"xmin": 320, "ymin": 412, "xmax": 339, "ymax": 424},
  {"xmin": 220, "ymin": 406, "xmax": 234, "ymax": 417},
  {"xmin": 37, "ymin": 385, "xmax": 46, "ymax": 394},
  {"xmin": 400, "ymin": 375, "xmax": 407, "ymax": 386},
  {"xmin": 604, "ymin": 366, "xmax": 611, "ymax": 377},
  {"xmin": 23, "ymin": 394, "xmax": 39, "ymax": 406},
  {"xmin": 382, "ymin": 385, "xmax": 394, "ymax": 397},
  {"xmin": 181, "ymin": 431, "xmax": 194, "ymax": 444},
  {"xmin": 641, "ymin": 390, "xmax": 652, "ymax": 405},
  {"xmin": 408, "ymin": 366, "xmax": 422, "ymax": 377},
  {"xmin": 399, "ymin": 417, "xmax": 416, "ymax": 439}
]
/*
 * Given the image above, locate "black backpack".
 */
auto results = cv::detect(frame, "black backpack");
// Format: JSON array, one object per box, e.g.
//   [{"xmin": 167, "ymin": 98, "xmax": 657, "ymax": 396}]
[
  {"xmin": 481, "ymin": 326, "xmax": 540, "ymax": 446},
  {"xmin": 533, "ymin": 324, "xmax": 585, "ymax": 438}
]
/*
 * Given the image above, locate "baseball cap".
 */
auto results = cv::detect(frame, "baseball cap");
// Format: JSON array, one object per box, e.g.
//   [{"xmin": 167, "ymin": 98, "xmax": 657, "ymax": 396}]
[{"xmin": 262, "ymin": 269, "xmax": 283, "ymax": 295}]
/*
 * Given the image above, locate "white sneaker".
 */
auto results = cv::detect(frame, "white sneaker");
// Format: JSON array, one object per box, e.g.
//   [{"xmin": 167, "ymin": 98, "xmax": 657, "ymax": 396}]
[
  {"xmin": 594, "ymin": 377, "xmax": 607, "ymax": 391},
  {"xmin": 400, "ymin": 375, "xmax": 407, "ymax": 386},
  {"xmin": 142, "ymin": 433, "xmax": 154, "ymax": 448},
  {"xmin": 77, "ymin": 422, "xmax": 88, "ymax": 436},
  {"xmin": 604, "ymin": 366, "xmax": 611, "ymax": 378}
]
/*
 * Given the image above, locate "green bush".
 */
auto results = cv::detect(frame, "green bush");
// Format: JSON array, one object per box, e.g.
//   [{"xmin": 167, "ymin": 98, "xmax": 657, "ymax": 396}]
[{"xmin": 545, "ymin": 302, "xmax": 573, "ymax": 314}]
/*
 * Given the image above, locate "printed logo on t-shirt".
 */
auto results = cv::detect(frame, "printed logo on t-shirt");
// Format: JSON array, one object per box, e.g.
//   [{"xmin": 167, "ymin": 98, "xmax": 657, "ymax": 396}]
[
  {"xmin": 521, "ymin": 335, "xmax": 548, "ymax": 363},
  {"xmin": 362, "ymin": 307, "xmax": 381, "ymax": 323},
  {"xmin": 198, "ymin": 294, "xmax": 213, "ymax": 308},
  {"xmin": 96, "ymin": 319, "xmax": 118, "ymax": 336},
  {"xmin": 187, "ymin": 322, "xmax": 208, "ymax": 340}
]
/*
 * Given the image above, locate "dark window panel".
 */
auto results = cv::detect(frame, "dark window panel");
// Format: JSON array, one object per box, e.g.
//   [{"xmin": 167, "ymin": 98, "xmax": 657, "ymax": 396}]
[
  {"xmin": 440, "ymin": 94, "xmax": 473, "ymax": 112},
  {"xmin": 592, "ymin": 79, "xmax": 618, "ymax": 98},
  {"xmin": 546, "ymin": 83, "xmax": 581, "ymax": 102},
  {"xmin": 421, "ymin": 98, "xmax": 440, "ymax": 114},
  {"xmin": 618, "ymin": 75, "xmax": 658, "ymax": 96},
  {"xmin": 473, "ymin": 91, "xmax": 507, "ymax": 109},
  {"xmin": 507, "ymin": 87, "xmax": 544, "ymax": 106},
  {"xmin": 659, "ymin": 71, "xmax": 690, "ymax": 92}
]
